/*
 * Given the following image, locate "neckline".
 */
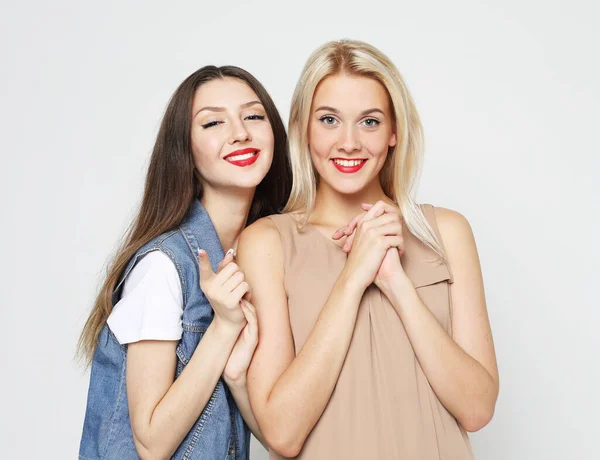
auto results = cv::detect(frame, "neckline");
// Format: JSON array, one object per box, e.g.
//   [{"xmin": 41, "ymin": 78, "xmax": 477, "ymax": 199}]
[{"xmin": 302, "ymin": 219, "xmax": 347, "ymax": 252}]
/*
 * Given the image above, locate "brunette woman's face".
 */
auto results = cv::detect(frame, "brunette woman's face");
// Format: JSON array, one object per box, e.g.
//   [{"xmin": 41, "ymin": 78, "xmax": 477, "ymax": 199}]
[
  {"xmin": 308, "ymin": 73, "xmax": 397, "ymax": 195},
  {"xmin": 191, "ymin": 77, "xmax": 274, "ymax": 191}
]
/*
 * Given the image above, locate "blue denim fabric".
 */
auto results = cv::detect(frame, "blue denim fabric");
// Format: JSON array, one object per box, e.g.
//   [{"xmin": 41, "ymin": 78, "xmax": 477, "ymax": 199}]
[{"xmin": 79, "ymin": 200, "xmax": 250, "ymax": 460}]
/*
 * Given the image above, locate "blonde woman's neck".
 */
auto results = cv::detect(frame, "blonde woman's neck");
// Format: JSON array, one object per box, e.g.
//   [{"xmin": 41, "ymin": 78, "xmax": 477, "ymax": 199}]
[{"xmin": 309, "ymin": 178, "xmax": 394, "ymax": 228}]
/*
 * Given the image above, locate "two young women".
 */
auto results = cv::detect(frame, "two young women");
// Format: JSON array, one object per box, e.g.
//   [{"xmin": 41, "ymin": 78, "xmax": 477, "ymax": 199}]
[{"xmin": 79, "ymin": 40, "xmax": 498, "ymax": 460}]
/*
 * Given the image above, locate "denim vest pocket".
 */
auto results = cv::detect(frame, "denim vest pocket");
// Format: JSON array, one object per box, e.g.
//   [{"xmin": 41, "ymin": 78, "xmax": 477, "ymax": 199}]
[{"xmin": 175, "ymin": 324, "xmax": 208, "ymax": 373}]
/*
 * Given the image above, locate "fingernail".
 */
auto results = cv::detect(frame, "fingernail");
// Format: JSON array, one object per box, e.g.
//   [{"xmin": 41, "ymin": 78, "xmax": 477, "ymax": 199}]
[
  {"xmin": 226, "ymin": 248, "xmax": 235, "ymax": 256},
  {"xmin": 198, "ymin": 249, "xmax": 205, "ymax": 256}
]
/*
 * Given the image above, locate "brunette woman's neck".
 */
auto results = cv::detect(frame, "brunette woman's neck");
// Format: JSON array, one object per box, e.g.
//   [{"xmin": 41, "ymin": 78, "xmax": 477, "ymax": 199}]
[
  {"xmin": 310, "ymin": 179, "xmax": 394, "ymax": 228},
  {"xmin": 201, "ymin": 186, "xmax": 254, "ymax": 253}
]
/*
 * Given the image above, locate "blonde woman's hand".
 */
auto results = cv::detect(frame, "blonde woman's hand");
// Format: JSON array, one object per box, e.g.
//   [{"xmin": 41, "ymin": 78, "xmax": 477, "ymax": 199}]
[
  {"xmin": 198, "ymin": 249, "xmax": 248, "ymax": 330},
  {"xmin": 338, "ymin": 201, "xmax": 404, "ymax": 292},
  {"xmin": 223, "ymin": 299, "xmax": 258, "ymax": 386},
  {"xmin": 334, "ymin": 201, "xmax": 406, "ymax": 289}
]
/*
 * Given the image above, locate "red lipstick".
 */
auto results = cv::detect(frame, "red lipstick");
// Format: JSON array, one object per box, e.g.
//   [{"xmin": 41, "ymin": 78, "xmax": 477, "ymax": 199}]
[
  {"xmin": 331, "ymin": 158, "xmax": 367, "ymax": 173},
  {"xmin": 224, "ymin": 148, "xmax": 260, "ymax": 167}
]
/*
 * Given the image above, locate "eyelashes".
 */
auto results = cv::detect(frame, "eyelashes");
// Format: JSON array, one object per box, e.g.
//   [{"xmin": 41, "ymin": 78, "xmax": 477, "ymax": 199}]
[
  {"xmin": 201, "ymin": 114, "xmax": 266, "ymax": 129},
  {"xmin": 362, "ymin": 118, "xmax": 380, "ymax": 127},
  {"xmin": 318, "ymin": 115, "xmax": 381, "ymax": 127}
]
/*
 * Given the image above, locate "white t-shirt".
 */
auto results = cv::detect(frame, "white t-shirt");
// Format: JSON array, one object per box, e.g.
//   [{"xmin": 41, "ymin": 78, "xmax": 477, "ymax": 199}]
[{"xmin": 107, "ymin": 251, "xmax": 184, "ymax": 345}]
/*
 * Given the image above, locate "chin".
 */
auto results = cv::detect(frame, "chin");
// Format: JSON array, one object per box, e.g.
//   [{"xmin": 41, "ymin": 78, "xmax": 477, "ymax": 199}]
[
  {"xmin": 326, "ymin": 177, "xmax": 371, "ymax": 196},
  {"xmin": 232, "ymin": 170, "xmax": 269, "ymax": 189}
]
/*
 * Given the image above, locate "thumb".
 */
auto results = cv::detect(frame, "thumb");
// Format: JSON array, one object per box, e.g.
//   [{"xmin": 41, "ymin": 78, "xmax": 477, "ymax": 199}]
[
  {"xmin": 197, "ymin": 249, "xmax": 215, "ymax": 279},
  {"xmin": 217, "ymin": 250, "xmax": 235, "ymax": 273}
]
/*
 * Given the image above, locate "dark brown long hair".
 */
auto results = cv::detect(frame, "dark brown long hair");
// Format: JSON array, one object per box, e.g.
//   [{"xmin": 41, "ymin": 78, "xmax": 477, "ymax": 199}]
[{"xmin": 78, "ymin": 66, "xmax": 291, "ymax": 364}]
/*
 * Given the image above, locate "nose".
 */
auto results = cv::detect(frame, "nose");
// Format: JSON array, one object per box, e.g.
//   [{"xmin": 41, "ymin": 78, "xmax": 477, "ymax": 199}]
[
  {"xmin": 336, "ymin": 125, "xmax": 361, "ymax": 153},
  {"xmin": 228, "ymin": 118, "xmax": 252, "ymax": 144}
]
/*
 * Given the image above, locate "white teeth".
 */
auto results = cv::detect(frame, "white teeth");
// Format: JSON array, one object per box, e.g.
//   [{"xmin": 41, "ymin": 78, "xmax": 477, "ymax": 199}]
[
  {"xmin": 333, "ymin": 159, "xmax": 365, "ymax": 167},
  {"xmin": 227, "ymin": 152, "xmax": 255, "ymax": 161}
]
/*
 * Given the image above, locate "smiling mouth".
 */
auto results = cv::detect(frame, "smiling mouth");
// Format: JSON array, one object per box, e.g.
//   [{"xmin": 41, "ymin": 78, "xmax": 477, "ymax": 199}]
[
  {"xmin": 224, "ymin": 148, "xmax": 260, "ymax": 167},
  {"xmin": 331, "ymin": 158, "xmax": 368, "ymax": 173}
]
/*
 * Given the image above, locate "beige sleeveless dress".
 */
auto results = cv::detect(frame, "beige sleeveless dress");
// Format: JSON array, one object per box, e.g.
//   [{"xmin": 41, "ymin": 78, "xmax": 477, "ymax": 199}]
[{"xmin": 266, "ymin": 204, "xmax": 474, "ymax": 460}]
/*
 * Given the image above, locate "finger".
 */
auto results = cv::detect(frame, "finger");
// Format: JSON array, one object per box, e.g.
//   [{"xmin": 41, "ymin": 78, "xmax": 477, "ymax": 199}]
[
  {"xmin": 344, "ymin": 213, "xmax": 401, "ymax": 252},
  {"xmin": 343, "ymin": 203, "xmax": 387, "ymax": 251},
  {"xmin": 376, "ymin": 222, "xmax": 403, "ymax": 237},
  {"xmin": 364, "ymin": 201, "xmax": 402, "ymax": 220},
  {"xmin": 332, "ymin": 211, "xmax": 366, "ymax": 239},
  {"xmin": 383, "ymin": 235, "xmax": 403, "ymax": 249},
  {"xmin": 217, "ymin": 250, "xmax": 235, "ymax": 273},
  {"xmin": 371, "ymin": 213, "xmax": 402, "ymax": 228},
  {"xmin": 343, "ymin": 230, "xmax": 356, "ymax": 253},
  {"xmin": 223, "ymin": 271, "xmax": 245, "ymax": 293},
  {"xmin": 214, "ymin": 262, "xmax": 240, "ymax": 286},
  {"xmin": 197, "ymin": 249, "xmax": 215, "ymax": 279},
  {"xmin": 241, "ymin": 300, "xmax": 258, "ymax": 339},
  {"xmin": 361, "ymin": 200, "xmax": 386, "ymax": 223},
  {"xmin": 230, "ymin": 281, "xmax": 250, "ymax": 302},
  {"xmin": 343, "ymin": 211, "xmax": 369, "ymax": 236}
]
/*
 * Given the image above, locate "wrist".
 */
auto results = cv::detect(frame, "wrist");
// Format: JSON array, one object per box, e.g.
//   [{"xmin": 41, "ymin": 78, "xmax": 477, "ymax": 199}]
[
  {"xmin": 377, "ymin": 272, "xmax": 414, "ymax": 301},
  {"xmin": 224, "ymin": 373, "xmax": 247, "ymax": 389},
  {"xmin": 337, "ymin": 269, "xmax": 368, "ymax": 298},
  {"xmin": 212, "ymin": 317, "xmax": 244, "ymax": 339}
]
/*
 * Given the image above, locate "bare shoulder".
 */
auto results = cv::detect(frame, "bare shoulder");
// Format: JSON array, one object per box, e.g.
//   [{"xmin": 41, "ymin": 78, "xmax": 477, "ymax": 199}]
[
  {"xmin": 239, "ymin": 216, "xmax": 281, "ymax": 251},
  {"xmin": 431, "ymin": 206, "xmax": 481, "ymax": 272},
  {"xmin": 237, "ymin": 216, "xmax": 284, "ymax": 271},
  {"xmin": 431, "ymin": 206, "xmax": 475, "ymax": 245}
]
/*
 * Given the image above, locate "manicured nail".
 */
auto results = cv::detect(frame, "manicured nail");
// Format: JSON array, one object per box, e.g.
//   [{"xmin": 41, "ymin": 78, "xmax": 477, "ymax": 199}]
[
  {"xmin": 226, "ymin": 248, "xmax": 235, "ymax": 256},
  {"xmin": 198, "ymin": 249, "xmax": 205, "ymax": 256}
]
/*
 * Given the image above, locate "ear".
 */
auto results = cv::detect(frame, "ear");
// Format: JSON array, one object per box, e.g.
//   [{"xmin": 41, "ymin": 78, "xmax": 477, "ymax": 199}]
[{"xmin": 389, "ymin": 132, "xmax": 397, "ymax": 147}]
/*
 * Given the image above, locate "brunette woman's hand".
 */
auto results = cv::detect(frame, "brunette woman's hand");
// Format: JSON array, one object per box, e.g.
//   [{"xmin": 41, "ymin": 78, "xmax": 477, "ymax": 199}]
[
  {"xmin": 339, "ymin": 201, "xmax": 404, "ymax": 292},
  {"xmin": 198, "ymin": 249, "xmax": 248, "ymax": 329},
  {"xmin": 223, "ymin": 299, "xmax": 258, "ymax": 385}
]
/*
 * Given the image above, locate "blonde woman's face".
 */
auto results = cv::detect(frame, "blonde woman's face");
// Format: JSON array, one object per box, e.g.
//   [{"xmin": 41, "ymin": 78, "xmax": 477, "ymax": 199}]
[{"xmin": 308, "ymin": 74, "xmax": 396, "ymax": 195}]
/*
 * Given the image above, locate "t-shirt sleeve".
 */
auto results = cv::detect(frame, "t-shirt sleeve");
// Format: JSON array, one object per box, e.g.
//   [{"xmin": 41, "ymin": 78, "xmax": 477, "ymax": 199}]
[{"xmin": 107, "ymin": 250, "xmax": 183, "ymax": 345}]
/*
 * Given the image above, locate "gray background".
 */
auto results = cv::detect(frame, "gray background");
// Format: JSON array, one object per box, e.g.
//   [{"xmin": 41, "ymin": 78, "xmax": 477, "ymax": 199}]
[{"xmin": 1, "ymin": 0, "xmax": 598, "ymax": 458}]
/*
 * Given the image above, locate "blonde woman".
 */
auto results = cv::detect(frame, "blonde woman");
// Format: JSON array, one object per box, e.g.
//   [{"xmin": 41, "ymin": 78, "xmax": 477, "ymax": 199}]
[{"xmin": 237, "ymin": 40, "xmax": 499, "ymax": 459}]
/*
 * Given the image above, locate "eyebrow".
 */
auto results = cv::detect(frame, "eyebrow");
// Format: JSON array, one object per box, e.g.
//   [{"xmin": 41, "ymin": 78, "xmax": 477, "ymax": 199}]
[
  {"xmin": 314, "ymin": 106, "xmax": 385, "ymax": 117},
  {"xmin": 194, "ymin": 100, "xmax": 263, "ymax": 118}
]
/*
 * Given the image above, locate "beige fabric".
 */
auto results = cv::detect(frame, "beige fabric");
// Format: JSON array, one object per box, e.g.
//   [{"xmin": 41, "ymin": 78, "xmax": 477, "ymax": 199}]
[{"xmin": 267, "ymin": 205, "xmax": 474, "ymax": 460}]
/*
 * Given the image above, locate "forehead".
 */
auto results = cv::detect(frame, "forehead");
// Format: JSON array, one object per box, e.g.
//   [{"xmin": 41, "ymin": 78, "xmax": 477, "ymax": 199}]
[
  {"xmin": 312, "ymin": 74, "xmax": 391, "ymax": 112},
  {"xmin": 192, "ymin": 77, "xmax": 260, "ymax": 111}
]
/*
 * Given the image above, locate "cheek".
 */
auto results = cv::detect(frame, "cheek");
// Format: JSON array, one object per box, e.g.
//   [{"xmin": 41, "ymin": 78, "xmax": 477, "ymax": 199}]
[
  {"xmin": 191, "ymin": 132, "xmax": 221, "ymax": 168},
  {"xmin": 308, "ymin": 126, "xmax": 335, "ymax": 159},
  {"xmin": 364, "ymin": 132, "xmax": 393, "ymax": 158}
]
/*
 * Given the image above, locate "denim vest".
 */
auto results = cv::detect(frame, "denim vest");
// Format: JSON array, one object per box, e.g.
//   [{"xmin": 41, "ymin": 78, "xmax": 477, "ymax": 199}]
[{"xmin": 79, "ymin": 200, "xmax": 250, "ymax": 460}]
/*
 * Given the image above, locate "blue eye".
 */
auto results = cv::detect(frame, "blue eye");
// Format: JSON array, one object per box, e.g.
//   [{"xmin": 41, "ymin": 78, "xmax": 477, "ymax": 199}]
[
  {"xmin": 320, "ymin": 116, "xmax": 337, "ymax": 125},
  {"xmin": 362, "ymin": 118, "xmax": 380, "ymax": 127}
]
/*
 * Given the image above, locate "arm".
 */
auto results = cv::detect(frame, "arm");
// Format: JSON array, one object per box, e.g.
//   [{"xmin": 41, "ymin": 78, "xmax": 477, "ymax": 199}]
[
  {"xmin": 221, "ymin": 298, "xmax": 267, "ymax": 448},
  {"xmin": 378, "ymin": 207, "xmax": 499, "ymax": 432},
  {"xmin": 236, "ymin": 214, "xmax": 400, "ymax": 457},
  {"xmin": 225, "ymin": 376, "xmax": 266, "ymax": 448},
  {"xmin": 127, "ymin": 250, "xmax": 250, "ymax": 459},
  {"xmin": 127, "ymin": 321, "xmax": 242, "ymax": 459},
  {"xmin": 236, "ymin": 219, "xmax": 363, "ymax": 457}
]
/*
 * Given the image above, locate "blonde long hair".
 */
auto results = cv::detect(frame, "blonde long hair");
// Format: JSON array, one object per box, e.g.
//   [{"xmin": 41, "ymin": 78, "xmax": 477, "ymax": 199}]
[{"xmin": 284, "ymin": 39, "xmax": 446, "ymax": 260}]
